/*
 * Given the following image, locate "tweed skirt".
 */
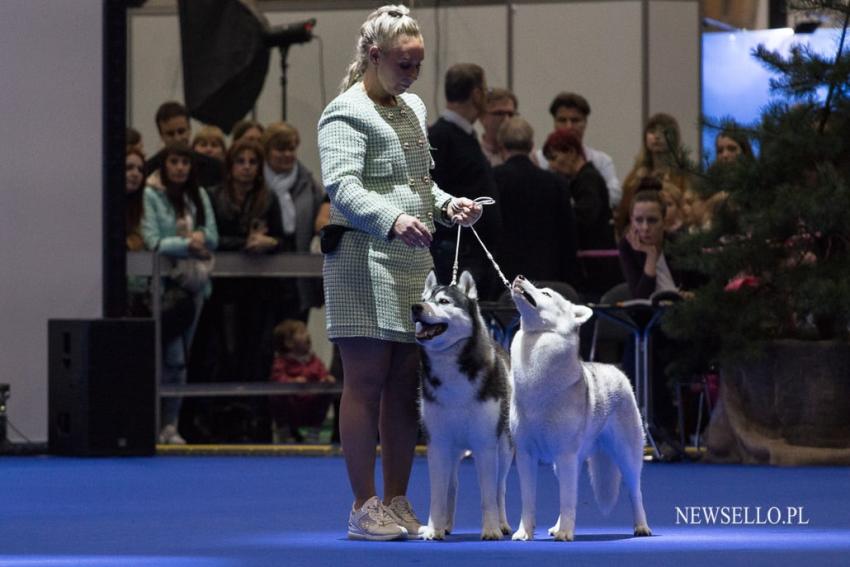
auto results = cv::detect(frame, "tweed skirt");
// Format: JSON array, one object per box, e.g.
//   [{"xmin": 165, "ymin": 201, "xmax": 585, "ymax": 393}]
[{"xmin": 323, "ymin": 229, "xmax": 434, "ymax": 343}]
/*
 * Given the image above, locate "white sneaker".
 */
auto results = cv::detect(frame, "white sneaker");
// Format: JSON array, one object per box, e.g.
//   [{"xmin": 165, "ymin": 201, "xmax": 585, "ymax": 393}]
[
  {"xmin": 385, "ymin": 496, "xmax": 424, "ymax": 538},
  {"xmin": 158, "ymin": 425, "xmax": 186, "ymax": 445},
  {"xmin": 348, "ymin": 496, "xmax": 408, "ymax": 541}
]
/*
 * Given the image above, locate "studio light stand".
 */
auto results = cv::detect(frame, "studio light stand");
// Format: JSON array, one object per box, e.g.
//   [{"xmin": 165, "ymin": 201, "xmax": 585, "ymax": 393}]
[{"xmin": 266, "ymin": 19, "xmax": 316, "ymax": 121}]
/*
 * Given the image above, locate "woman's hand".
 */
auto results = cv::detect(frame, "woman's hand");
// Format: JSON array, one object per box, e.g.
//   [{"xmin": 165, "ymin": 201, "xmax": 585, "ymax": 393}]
[
  {"xmin": 392, "ymin": 214, "xmax": 432, "ymax": 248},
  {"xmin": 626, "ymin": 224, "xmax": 661, "ymax": 259},
  {"xmin": 188, "ymin": 241, "xmax": 211, "ymax": 259},
  {"xmin": 448, "ymin": 198, "xmax": 483, "ymax": 226},
  {"xmin": 626, "ymin": 224, "xmax": 661, "ymax": 278},
  {"xmin": 245, "ymin": 233, "xmax": 278, "ymax": 253},
  {"xmin": 187, "ymin": 230, "xmax": 211, "ymax": 258}
]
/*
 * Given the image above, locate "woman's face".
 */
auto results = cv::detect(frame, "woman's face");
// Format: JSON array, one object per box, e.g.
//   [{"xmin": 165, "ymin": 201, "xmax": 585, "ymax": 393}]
[
  {"xmin": 267, "ymin": 143, "xmax": 297, "ymax": 174},
  {"xmin": 715, "ymin": 135, "xmax": 742, "ymax": 164},
  {"xmin": 373, "ymin": 34, "xmax": 424, "ymax": 96},
  {"xmin": 660, "ymin": 191, "xmax": 681, "ymax": 227},
  {"xmin": 194, "ymin": 139, "xmax": 225, "ymax": 161},
  {"xmin": 237, "ymin": 127, "xmax": 263, "ymax": 146},
  {"xmin": 547, "ymin": 148, "xmax": 580, "ymax": 176},
  {"xmin": 125, "ymin": 153, "xmax": 144, "ymax": 194},
  {"xmin": 645, "ymin": 127, "xmax": 668, "ymax": 154},
  {"xmin": 231, "ymin": 149, "xmax": 259, "ymax": 186},
  {"xmin": 631, "ymin": 201, "xmax": 665, "ymax": 245},
  {"xmin": 164, "ymin": 153, "xmax": 191, "ymax": 186}
]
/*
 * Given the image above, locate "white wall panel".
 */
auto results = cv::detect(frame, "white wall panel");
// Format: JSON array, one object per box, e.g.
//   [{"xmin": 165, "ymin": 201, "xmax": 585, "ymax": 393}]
[
  {"xmin": 649, "ymin": 0, "xmax": 701, "ymax": 156},
  {"xmin": 129, "ymin": 14, "xmax": 185, "ymax": 155},
  {"xmin": 514, "ymin": 1, "xmax": 644, "ymax": 180},
  {"xmin": 0, "ymin": 0, "xmax": 103, "ymax": 441}
]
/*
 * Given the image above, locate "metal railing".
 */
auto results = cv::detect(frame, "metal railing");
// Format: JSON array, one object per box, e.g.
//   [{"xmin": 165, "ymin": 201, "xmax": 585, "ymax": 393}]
[
  {"xmin": 127, "ymin": 252, "xmax": 341, "ymax": 431},
  {"xmin": 127, "ymin": 249, "xmax": 621, "ymax": 408},
  {"xmin": 127, "ymin": 251, "xmax": 324, "ymax": 279}
]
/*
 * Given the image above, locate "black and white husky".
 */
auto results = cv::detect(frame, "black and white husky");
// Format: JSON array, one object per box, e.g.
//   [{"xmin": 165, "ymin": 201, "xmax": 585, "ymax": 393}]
[
  {"xmin": 411, "ymin": 271, "xmax": 513, "ymax": 540},
  {"xmin": 509, "ymin": 275, "xmax": 652, "ymax": 541}
]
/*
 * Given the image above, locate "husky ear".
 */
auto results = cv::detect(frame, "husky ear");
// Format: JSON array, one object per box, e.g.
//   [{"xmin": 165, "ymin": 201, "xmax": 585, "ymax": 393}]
[
  {"xmin": 573, "ymin": 304, "xmax": 594, "ymax": 326},
  {"xmin": 422, "ymin": 270, "xmax": 438, "ymax": 300},
  {"xmin": 457, "ymin": 271, "xmax": 478, "ymax": 300}
]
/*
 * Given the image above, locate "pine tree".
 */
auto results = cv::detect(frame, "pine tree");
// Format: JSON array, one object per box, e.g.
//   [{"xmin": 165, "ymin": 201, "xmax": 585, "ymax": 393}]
[{"xmin": 662, "ymin": 0, "xmax": 850, "ymax": 376}]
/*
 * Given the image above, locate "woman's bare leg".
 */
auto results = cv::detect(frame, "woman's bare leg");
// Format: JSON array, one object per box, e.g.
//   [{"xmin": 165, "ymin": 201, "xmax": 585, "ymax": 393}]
[
  {"xmin": 380, "ymin": 342, "xmax": 421, "ymax": 501},
  {"xmin": 337, "ymin": 337, "xmax": 392, "ymax": 508}
]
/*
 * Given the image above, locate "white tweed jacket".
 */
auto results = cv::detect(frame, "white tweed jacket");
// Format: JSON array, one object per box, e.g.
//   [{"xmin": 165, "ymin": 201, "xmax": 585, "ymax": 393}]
[{"xmin": 317, "ymin": 84, "xmax": 454, "ymax": 237}]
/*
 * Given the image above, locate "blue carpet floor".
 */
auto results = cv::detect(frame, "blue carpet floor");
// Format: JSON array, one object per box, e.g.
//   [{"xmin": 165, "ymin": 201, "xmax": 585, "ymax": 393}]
[{"xmin": 0, "ymin": 455, "xmax": 848, "ymax": 566}]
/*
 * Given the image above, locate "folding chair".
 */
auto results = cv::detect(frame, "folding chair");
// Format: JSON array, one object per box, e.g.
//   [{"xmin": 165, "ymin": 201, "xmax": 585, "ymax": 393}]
[{"xmin": 588, "ymin": 282, "xmax": 633, "ymax": 363}]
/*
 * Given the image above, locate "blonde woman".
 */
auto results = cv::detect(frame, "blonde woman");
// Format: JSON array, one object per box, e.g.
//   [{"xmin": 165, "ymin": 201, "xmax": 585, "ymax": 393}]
[{"xmin": 318, "ymin": 5, "xmax": 482, "ymax": 540}]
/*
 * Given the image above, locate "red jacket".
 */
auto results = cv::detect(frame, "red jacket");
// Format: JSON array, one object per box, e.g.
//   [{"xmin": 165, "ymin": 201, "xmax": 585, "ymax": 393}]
[{"xmin": 270, "ymin": 354, "xmax": 329, "ymax": 384}]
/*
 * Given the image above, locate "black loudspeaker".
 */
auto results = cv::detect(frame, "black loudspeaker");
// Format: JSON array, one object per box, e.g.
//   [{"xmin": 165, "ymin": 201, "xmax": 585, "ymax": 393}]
[{"xmin": 48, "ymin": 319, "xmax": 156, "ymax": 456}]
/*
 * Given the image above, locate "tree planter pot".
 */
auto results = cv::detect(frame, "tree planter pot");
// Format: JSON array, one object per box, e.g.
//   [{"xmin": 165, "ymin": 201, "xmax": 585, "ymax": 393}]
[{"xmin": 706, "ymin": 339, "xmax": 850, "ymax": 465}]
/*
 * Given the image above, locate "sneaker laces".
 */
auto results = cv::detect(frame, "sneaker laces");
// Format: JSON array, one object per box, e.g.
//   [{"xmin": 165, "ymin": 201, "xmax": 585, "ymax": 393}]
[
  {"xmin": 389, "ymin": 497, "xmax": 419, "ymax": 524},
  {"xmin": 365, "ymin": 499, "xmax": 398, "ymax": 527}
]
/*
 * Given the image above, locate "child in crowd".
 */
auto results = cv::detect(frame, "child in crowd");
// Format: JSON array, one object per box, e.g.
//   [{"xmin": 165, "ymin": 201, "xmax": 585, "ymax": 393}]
[
  {"xmin": 269, "ymin": 319, "xmax": 335, "ymax": 443},
  {"xmin": 192, "ymin": 125, "xmax": 227, "ymax": 162}
]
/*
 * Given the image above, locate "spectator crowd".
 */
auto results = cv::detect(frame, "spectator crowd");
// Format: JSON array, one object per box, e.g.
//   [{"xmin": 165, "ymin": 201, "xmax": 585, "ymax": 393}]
[{"xmin": 127, "ymin": 69, "xmax": 746, "ymax": 448}]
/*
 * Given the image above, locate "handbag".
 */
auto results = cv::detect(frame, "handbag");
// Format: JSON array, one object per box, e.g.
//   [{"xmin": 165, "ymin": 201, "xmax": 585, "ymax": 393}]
[
  {"xmin": 319, "ymin": 224, "xmax": 353, "ymax": 254},
  {"xmin": 169, "ymin": 255, "xmax": 215, "ymax": 293},
  {"xmin": 146, "ymin": 236, "xmax": 212, "ymax": 341}
]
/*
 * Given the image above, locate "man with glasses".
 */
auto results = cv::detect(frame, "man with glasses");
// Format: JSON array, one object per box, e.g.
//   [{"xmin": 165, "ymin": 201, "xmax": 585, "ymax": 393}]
[{"xmin": 480, "ymin": 88, "xmax": 518, "ymax": 166}]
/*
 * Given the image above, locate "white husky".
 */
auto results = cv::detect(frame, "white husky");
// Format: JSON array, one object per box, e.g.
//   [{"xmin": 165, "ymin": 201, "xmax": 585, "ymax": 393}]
[
  {"xmin": 412, "ymin": 271, "xmax": 513, "ymax": 540},
  {"xmin": 509, "ymin": 275, "xmax": 652, "ymax": 541}
]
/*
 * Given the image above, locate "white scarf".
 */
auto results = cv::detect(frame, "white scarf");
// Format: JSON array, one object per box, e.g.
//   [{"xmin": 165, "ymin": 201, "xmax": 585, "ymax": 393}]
[{"xmin": 264, "ymin": 162, "xmax": 298, "ymax": 235}]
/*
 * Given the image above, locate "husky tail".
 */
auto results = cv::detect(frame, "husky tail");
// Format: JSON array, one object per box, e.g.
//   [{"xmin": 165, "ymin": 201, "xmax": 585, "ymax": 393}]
[{"xmin": 587, "ymin": 449, "xmax": 621, "ymax": 516}]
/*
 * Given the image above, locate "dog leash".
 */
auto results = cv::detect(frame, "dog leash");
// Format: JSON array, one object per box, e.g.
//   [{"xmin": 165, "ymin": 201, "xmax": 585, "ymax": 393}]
[{"xmin": 449, "ymin": 197, "xmax": 511, "ymax": 292}]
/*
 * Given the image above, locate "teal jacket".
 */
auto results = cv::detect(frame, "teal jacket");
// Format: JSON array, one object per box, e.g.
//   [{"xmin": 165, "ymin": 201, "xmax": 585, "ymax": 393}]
[{"xmin": 141, "ymin": 186, "xmax": 219, "ymax": 296}]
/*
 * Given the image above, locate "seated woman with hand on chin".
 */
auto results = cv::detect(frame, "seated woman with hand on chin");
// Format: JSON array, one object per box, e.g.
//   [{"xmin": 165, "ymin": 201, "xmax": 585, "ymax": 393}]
[
  {"xmin": 617, "ymin": 189, "xmax": 691, "ymax": 458},
  {"xmin": 619, "ymin": 189, "xmax": 683, "ymax": 299}
]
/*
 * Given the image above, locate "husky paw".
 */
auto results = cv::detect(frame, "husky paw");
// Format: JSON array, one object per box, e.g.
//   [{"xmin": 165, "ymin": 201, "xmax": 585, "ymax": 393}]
[
  {"xmin": 634, "ymin": 524, "xmax": 652, "ymax": 537},
  {"xmin": 500, "ymin": 521, "xmax": 512, "ymax": 535},
  {"xmin": 552, "ymin": 529, "xmax": 575, "ymax": 542},
  {"xmin": 547, "ymin": 524, "xmax": 559, "ymax": 537},
  {"xmin": 481, "ymin": 525, "xmax": 504, "ymax": 540},
  {"xmin": 511, "ymin": 526, "xmax": 534, "ymax": 541},
  {"xmin": 420, "ymin": 526, "xmax": 446, "ymax": 541}
]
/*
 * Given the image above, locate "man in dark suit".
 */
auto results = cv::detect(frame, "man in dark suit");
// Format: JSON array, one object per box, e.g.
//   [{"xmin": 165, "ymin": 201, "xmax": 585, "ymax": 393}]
[
  {"xmin": 428, "ymin": 64, "xmax": 503, "ymax": 300},
  {"xmin": 493, "ymin": 117, "xmax": 579, "ymax": 287},
  {"xmin": 145, "ymin": 101, "xmax": 223, "ymax": 188}
]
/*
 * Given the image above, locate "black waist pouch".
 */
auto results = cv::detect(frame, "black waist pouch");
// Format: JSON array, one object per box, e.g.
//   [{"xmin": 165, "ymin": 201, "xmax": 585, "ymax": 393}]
[{"xmin": 319, "ymin": 224, "xmax": 353, "ymax": 254}]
